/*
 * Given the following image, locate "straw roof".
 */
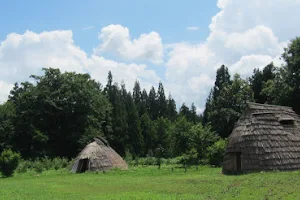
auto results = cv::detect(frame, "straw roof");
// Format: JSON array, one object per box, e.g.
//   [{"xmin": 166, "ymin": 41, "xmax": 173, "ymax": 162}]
[
  {"xmin": 71, "ymin": 137, "xmax": 128, "ymax": 173},
  {"xmin": 223, "ymin": 102, "xmax": 300, "ymax": 173}
]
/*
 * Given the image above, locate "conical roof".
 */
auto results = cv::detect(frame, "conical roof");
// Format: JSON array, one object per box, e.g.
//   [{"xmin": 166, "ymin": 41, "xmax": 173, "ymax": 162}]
[{"xmin": 72, "ymin": 137, "xmax": 128, "ymax": 172}]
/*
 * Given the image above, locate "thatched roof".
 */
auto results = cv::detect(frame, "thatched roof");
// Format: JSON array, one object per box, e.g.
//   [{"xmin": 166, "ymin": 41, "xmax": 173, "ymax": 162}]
[
  {"xmin": 72, "ymin": 137, "xmax": 128, "ymax": 173},
  {"xmin": 223, "ymin": 102, "xmax": 300, "ymax": 173}
]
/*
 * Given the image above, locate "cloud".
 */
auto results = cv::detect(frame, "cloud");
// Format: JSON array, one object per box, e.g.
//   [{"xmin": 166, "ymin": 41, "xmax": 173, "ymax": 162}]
[
  {"xmin": 0, "ymin": 30, "xmax": 88, "ymax": 84},
  {"xmin": 212, "ymin": 0, "xmax": 300, "ymax": 40},
  {"xmin": 164, "ymin": 0, "xmax": 299, "ymax": 109},
  {"xmin": 186, "ymin": 26, "xmax": 200, "ymax": 31},
  {"xmin": 94, "ymin": 24, "xmax": 164, "ymax": 64},
  {"xmin": 82, "ymin": 26, "xmax": 95, "ymax": 31},
  {"xmin": 87, "ymin": 55, "xmax": 160, "ymax": 91},
  {"xmin": 1, "ymin": 1, "xmax": 300, "ymax": 113},
  {"xmin": 0, "ymin": 81, "xmax": 13, "ymax": 104},
  {"xmin": 0, "ymin": 29, "xmax": 160, "ymax": 104}
]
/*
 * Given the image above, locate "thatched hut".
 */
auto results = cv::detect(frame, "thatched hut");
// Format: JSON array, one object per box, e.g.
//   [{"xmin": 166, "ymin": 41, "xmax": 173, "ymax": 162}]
[
  {"xmin": 223, "ymin": 102, "xmax": 300, "ymax": 174},
  {"xmin": 71, "ymin": 137, "xmax": 128, "ymax": 173}
]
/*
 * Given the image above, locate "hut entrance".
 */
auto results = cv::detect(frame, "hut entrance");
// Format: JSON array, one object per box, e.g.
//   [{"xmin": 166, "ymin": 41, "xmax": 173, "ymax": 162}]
[
  {"xmin": 77, "ymin": 158, "xmax": 89, "ymax": 173},
  {"xmin": 236, "ymin": 152, "xmax": 241, "ymax": 172}
]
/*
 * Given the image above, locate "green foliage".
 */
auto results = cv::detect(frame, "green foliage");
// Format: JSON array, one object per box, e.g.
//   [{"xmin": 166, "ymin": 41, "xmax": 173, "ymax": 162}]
[
  {"xmin": 207, "ymin": 138, "xmax": 227, "ymax": 166},
  {"xmin": 188, "ymin": 124, "xmax": 219, "ymax": 161},
  {"xmin": 180, "ymin": 148, "xmax": 198, "ymax": 166},
  {"xmin": 249, "ymin": 63, "xmax": 276, "ymax": 104},
  {"xmin": 0, "ymin": 102, "xmax": 15, "ymax": 152},
  {"xmin": 169, "ymin": 116, "xmax": 192, "ymax": 156},
  {"xmin": 0, "ymin": 149, "xmax": 21, "ymax": 177},
  {"xmin": 208, "ymin": 74, "xmax": 254, "ymax": 138},
  {"xmin": 16, "ymin": 157, "xmax": 70, "ymax": 173},
  {"xmin": 7, "ymin": 68, "xmax": 112, "ymax": 158}
]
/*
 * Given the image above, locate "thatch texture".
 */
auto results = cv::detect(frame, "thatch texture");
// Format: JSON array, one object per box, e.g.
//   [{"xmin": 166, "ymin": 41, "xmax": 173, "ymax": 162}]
[
  {"xmin": 72, "ymin": 137, "xmax": 128, "ymax": 173},
  {"xmin": 223, "ymin": 102, "xmax": 300, "ymax": 174}
]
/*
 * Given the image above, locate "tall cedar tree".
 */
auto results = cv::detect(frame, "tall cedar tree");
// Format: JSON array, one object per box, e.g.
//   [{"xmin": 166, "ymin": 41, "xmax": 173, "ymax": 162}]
[
  {"xmin": 157, "ymin": 82, "xmax": 168, "ymax": 118},
  {"xmin": 203, "ymin": 65, "xmax": 231, "ymax": 125},
  {"xmin": 167, "ymin": 94, "xmax": 177, "ymax": 121},
  {"xmin": 125, "ymin": 92, "xmax": 144, "ymax": 156},
  {"xmin": 148, "ymin": 87, "xmax": 158, "ymax": 120}
]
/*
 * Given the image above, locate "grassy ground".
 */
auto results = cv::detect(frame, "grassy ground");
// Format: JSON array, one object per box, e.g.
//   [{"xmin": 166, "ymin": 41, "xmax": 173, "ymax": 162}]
[{"xmin": 0, "ymin": 166, "xmax": 299, "ymax": 200}]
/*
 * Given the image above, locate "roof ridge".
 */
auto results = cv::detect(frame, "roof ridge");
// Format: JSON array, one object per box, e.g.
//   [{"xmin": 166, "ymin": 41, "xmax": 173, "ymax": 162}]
[{"xmin": 246, "ymin": 102, "xmax": 293, "ymax": 110}]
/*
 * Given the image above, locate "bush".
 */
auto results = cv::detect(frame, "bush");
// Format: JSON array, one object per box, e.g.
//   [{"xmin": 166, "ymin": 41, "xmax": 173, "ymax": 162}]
[
  {"xmin": 33, "ymin": 160, "xmax": 44, "ymax": 173},
  {"xmin": 179, "ymin": 148, "xmax": 198, "ymax": 166},
  {"xmin": 16, "ymin": 157, "xmax": 70, "ymax": 174},
  {"xmin": 0, "ymin": 149, "xmax": 21, "ymax": 177},
  {"xmin": 207, "ymin": 139, "xmax": 227, "ymax": 166}
]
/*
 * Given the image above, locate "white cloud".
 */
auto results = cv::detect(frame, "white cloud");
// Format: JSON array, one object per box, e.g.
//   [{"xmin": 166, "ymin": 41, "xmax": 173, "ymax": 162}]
[
  {"xmin": 0, "ymin": 81, "xmax": 13, "ymax": 103},
  {"xmin": 166, "ymin": 42, "xmax": 217, "ymax": 83},
  {"xmin": 186, "ymin": 26, "xmax": 200, "ymax": 31},
  {"xmin": 94, "ymin": 24, "xmax": 164, "ymax": 64},
  {"xmin": 229, "ymin": 55, "xmax": 273, "ymax": 78},
  {"xmin": 87, "ymin": 55, "xmax": 160, "ymax": 91},
  {"xmin": 212, "ymin": 0, "xmax": 300, "ymax": 40},
  {"xmin": 164, "ymin": 0, "xmax": 299, "ymax": 109},
  {"xmin": 0, "ymin": 30, "xmax": 160, "ymax": 104},
  {"xmin": 1, "ymin": 1, "xmax": 300, "ymax": 112},
  {"xmin": 0, "ymin": 30, "xmax": 88, "ymax": 83}
]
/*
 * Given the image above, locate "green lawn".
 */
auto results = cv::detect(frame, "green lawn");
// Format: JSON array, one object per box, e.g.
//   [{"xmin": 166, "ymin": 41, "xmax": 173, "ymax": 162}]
[{"xmin": 0, "ymin": 166, "xmax": 299, "ymax": 200}]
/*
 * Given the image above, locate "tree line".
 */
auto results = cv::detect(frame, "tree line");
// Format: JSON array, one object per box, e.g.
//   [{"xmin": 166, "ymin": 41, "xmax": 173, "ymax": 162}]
[
  {"xmin": 203, "ymin": 37, "xmax": 300, "ymax": 138},
  {"xmin": 0, "ymin": 37, "xmax": 300, "ymax": 163}
]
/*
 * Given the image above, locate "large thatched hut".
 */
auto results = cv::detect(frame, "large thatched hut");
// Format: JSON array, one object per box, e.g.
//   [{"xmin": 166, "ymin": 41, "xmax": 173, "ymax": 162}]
[
  {"xmin": 223, "ymin": 102, "xmax": 300, "ymax": 174},
  {"xmin": 71, "ymin": 137, "xmax": 128, "ymax": 173}
]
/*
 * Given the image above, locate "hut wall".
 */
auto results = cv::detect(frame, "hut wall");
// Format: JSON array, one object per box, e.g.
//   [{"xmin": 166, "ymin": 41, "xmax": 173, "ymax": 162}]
[{"xmin": 223, "ymin": 102, "xmax": 300, "ymax": 174}]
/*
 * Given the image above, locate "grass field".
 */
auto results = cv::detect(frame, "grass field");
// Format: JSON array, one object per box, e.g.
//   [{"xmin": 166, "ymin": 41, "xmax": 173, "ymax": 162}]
[{"xmin": 0, "ymin": 166, "xmax": 300, "ymax": 200}]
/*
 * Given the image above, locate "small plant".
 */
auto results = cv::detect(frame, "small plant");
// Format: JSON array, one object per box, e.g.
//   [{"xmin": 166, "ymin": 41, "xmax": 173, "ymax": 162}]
[{"xmin": 0, "ymin": 149, "xmax": 21, "ymax": 177}]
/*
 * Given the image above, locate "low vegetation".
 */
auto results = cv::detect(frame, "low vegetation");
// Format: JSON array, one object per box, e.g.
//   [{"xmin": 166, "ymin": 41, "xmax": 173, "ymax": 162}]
[{"xmin": 1, "ymin": 166, "xmax": 300, "ymax": 199}]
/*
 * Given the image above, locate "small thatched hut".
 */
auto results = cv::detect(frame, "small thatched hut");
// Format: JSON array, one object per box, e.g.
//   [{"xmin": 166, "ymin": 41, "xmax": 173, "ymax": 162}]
[
  {"xmin": 71, "ymin": 137, "xmax": 128, "ymax": 173},
  {"xmin": 223, "ymin": 102, "xmax": 300, "ymax": 174}
]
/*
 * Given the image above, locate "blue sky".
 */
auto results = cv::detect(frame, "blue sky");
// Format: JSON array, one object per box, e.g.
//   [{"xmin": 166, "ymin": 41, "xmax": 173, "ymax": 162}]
[
  {"xmin": 0, "ymin": 0, "xmax": 218, "ymax": 53},
  {"xmin": 0, "ymin": 0, "xmax": 299, "ymax": 112}
]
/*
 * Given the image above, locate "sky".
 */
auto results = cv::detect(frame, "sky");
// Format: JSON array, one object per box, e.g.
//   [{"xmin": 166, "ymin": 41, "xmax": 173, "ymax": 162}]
[{"xmin": 1, "ymin": 0, "xmax": 300, "ymax": 113}]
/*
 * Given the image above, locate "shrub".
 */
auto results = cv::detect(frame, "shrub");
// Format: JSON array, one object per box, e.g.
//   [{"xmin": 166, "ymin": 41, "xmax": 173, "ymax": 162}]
[
  {"xmin": 0, "ymin": 149, "xmax": 21, "ymax": 177},
  {"xmin": 16, "ymin": 157, "xmax": 70, "ymax": 174},
  {"xmin": 179, "ymin": 148, "xmax": 198, "ymax": 166},
  {"xmin": 33, "ymin": 160, "xmax": 44, "ymax": 173},
  {"xmin": 16, "ymin": 159, "xmax": 32, "ymax": 173},
  {"xmin": 207, "ymin": 139, "xmax": 227, "ymax": 166},
  {"xmin": 53, "ymin": 157, "xmax": 69, "ymax": 170}
]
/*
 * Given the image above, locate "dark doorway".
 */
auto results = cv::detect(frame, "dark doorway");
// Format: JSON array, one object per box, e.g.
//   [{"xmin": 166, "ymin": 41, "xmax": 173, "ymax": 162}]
[
  {"xmin": 236, "ymin": 152, "xmax": 241, "ymax": 172},
  {"xmin": 77, "ymin": 159, "xmax": 89, "ymax": 173}
]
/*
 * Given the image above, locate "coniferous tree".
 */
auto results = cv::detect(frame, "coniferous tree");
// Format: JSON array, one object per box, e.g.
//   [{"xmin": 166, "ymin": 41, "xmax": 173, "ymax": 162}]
[
  {"xmin": 140, "ymin": 112, "xmax": 156, "ymax": 156},
  {"xmin": 167, "ymin": 94, "xmax": 177, "ymax": 121},
  {"xmin": 212, "ymin": 65, "xmax": 231, "ymax": 100},
  {"xmin": 148, "ymin": 86, "xmax": 158, "ymax": 120},
  {"xmin": 126, "ymin": 92, "xmax": 144, "ymax": 156},
  {"xmin": 190, "ymin": 103, "xmax": 198, "ymax": 123},
  {"xmin": 133, "ymin": 80, "xmax": 142, "ymax": 115},
  {"xmin": 140, "ymin": 89, "xmax": 149, "ymax": 116},
  {"xmin": 157, "ymin": 82, "xmax": 168, "ymax": 118},
  {"xmin": 179, "ymin": 103, "xmax": 191, "ymax": 119}
]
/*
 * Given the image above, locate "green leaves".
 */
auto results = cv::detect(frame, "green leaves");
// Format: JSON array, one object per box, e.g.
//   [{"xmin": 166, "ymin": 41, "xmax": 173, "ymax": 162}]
[{"xmin": 0, "ymin": 149, "xmax": 21, "ymax": 177}]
